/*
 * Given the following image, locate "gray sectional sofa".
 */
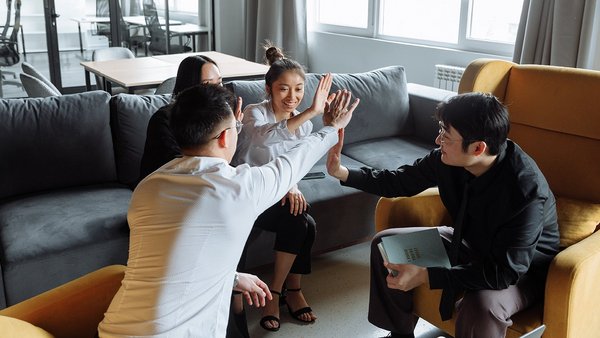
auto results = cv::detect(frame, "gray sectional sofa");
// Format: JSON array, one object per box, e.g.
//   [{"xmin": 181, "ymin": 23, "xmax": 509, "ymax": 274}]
[{"xmin": 0, "ymin": 65, "xmax": 454, "ymax": 309}]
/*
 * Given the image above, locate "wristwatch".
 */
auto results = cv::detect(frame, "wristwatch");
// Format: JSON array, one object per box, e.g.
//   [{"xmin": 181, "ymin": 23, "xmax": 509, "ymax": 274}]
[{"xmin": 233, "ymin": 273, "xmax": 239, "ymax": 288}]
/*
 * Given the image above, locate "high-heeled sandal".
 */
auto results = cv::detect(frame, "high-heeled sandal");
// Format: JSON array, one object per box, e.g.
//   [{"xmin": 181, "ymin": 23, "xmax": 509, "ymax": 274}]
[
  {"xmin": 285, "ymin": 288, "xmax": 316, "ymax": 323},
  {"xmin": 259, "ymin": 289, "xmax": 282, "ymax": 332}
]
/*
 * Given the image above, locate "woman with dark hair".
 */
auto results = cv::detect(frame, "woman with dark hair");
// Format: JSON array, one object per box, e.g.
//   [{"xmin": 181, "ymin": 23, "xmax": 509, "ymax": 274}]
[
  {"xmin": 232, "ymin": 44, "xmax": 342, "ymax": 332},
  {"xmin": 139, "ymin": 55, "xmax": 223, "ymax": 182}
]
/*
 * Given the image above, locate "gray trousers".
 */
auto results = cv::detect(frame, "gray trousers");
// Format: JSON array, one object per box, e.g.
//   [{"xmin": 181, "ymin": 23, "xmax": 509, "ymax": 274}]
[{"xmin": 368, "ymin": 227, "xmax": 543, "ymax": 338}]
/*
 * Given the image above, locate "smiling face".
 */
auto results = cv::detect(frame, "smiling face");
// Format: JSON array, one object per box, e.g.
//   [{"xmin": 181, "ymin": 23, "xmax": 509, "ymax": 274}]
[{"xmin": 267, "ymin": 70, "xmax": 305, "ymax": 115}]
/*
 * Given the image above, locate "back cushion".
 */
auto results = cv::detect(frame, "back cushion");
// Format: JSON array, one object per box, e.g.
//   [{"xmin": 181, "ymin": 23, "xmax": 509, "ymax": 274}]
[
  {"xmin": 503, "ymin": 65, "xmax": 600, "ymax": 202},
  {"xmin": 110, "ymin": 93, "xmax": 171, "ymax": 187},
  {"xmin": 227, "ymin": 66, "xmax": 410, "ymax": 145},
  {"xmin": 0, "ymin": 91, "xmax": 115, "ymax": 200}
]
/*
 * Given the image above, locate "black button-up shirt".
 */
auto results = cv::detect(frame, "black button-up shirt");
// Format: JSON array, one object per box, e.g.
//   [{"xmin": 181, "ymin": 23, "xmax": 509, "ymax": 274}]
[{"xmin": 344, "ymin": 140, "xmax": 560, "ymax": 294}]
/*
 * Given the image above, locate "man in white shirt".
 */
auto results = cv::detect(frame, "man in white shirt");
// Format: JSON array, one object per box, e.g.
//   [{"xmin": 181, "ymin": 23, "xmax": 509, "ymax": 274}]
[{"xmin": 98, "ymin": 84, "xmax": 358, "ymax": 338}]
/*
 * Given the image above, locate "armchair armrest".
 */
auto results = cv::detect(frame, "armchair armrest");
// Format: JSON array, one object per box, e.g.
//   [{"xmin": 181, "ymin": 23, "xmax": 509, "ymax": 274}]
[
  {"xmin": 0, "ymin": 265, "xmax": 125, "ymax": 338},
  {"xmin": 375, "ymin": 187, "xmax": 452, "ymax": 232},
  {"xmin": 543, "ymin": 231, "xmax": 600, "ymax": 338}
]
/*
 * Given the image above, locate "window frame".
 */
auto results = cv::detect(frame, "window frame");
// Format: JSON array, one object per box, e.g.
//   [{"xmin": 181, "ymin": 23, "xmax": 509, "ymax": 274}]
[{"xmin": 312, "ymin": 0, "xmax": 521, "ymax": 57}]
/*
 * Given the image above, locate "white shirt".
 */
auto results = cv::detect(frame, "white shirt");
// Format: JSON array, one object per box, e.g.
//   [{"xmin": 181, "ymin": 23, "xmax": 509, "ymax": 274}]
[
  {"xmin": 98, "ymin": 126, "xmax": 338, "ymax": 338},
  {"xmin": 233, "ymin": 100, "xmax": 313, "ymax": 166}
]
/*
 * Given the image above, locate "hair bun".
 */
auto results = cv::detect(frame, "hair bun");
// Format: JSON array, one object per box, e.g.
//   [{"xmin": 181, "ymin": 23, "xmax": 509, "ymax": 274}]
[{"xmin": 264, "ymin": 45, "xmax": 285, "ymax": 66}]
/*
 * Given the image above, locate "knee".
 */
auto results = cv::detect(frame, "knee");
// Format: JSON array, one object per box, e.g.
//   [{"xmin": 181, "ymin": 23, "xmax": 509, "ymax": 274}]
[{"xmin": 456, "ymin": 291, "xmax": 510, "ymax": 327}]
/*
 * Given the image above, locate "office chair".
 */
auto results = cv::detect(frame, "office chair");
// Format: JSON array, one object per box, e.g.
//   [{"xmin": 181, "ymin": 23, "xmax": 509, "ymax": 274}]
[
  {"xmin": 19, "ymin": 73, "xmax": 61, "ymax": 98},
  {"xmin": 142, "ymin": 0, "xmax": 191, "ymax": 55},
  {"xmin": 91, "ymin": 47, "xmax": 135, "ymax": 91},
  {"xmin": 95, "ymin": 0, "xmax": 111, "ymax": 42},
  {"xmin": 0, "ymin": 0, "xmax": 22, "ymax": 97},
  {"xmin": 154, "ymin": 76, "xmax": 176, "ymax": 95},
  {"xmin": 21, "ymin": 62, "xmax": 61, "ymax": 95}
]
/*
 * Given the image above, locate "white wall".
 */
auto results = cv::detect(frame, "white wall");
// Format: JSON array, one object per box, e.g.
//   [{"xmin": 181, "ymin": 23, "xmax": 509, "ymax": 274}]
[{"xmin": 307, "ymin": 31, "xmax": 512, "ymax": 87}]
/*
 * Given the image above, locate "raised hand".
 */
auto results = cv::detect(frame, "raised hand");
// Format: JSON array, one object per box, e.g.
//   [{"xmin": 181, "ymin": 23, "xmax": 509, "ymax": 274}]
[
  {"xmin": 234, "ymin": 272, "xmax": 272, "ymax": 307},
  {"xmin": 323, "ymin": 89, "xmax": 360, "ymax": 130},
  {"xmin": 234, "ymin": 96, "xmax": 243, "ymax": 122},
  {"xmin": 308, "ymin": 73, "xmax": 334, "ymax": 115},
  {"xmin": 326, "ymin": 128, "xmax": 347, "ymax": 180}
]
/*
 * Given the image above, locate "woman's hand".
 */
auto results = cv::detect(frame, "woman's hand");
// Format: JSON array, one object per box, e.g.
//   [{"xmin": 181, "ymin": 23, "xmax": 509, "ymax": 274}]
[
  {"xmin": 308, "ymin": 73, "xmax": 335, "ymax": 115},
  {"xmin": 233, "ymin": 272, "xmax": 272, "ymax": 307},
  {"xmin": 281, "ymin": 185, "xmax": 308, "ymax": 216}
]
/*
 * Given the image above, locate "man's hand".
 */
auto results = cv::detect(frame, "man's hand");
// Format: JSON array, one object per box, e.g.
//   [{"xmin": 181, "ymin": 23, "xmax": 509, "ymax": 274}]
[
  {"xmin": 326, "ymin": 128, "xmax": 349, "ymax": 181},
  {"xmin": 323, "ymin": 89, "xmax": 359, "ymax": 130},
  {"xmin": 384, "ymin": 263, "xmax": 428, "ymax": 291},
  {"xmin": 233, "ymin": 272, "xmax": 272, "ymax": 307},
  {"xmin": 281, "ymin": 185, "xmax": 307, "ymax": 215}
]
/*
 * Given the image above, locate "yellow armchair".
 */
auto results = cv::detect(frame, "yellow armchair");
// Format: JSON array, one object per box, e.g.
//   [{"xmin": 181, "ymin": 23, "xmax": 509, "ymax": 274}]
[
  {"xmin": 376, "ymin": 59, "xmax": 600, "ymax": 338},
  {"xmin": 0, "ymin": 265, "xmax": 125, "ymax": 338}
]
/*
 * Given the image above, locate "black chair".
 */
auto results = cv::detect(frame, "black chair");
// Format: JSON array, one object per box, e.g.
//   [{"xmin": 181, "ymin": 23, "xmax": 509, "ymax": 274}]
[
  {"xmin": 142, "ymin": 0, "xmax": 191, "ymax": 55},
  {"xmin": 0, "ymin": 0, "xmax": 22, "ymax": 97},
  {"xmin": 95, "ymin": 0, "xmax": 111, "ymax": 41}
]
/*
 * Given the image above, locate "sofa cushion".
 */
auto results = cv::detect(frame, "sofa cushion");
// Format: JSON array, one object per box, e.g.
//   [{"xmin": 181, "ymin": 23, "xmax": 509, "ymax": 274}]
[
  {"xmin": 0, "ymin": 91, "xmax": 115, "ymax": 200},
  {"xmin": 0, "ymin": 184, "xmax": 130, "ymax": 265},
  {"xmin": 227, "ymin": 66, "xmax": 411, "ymax": 145},
  {"xmin": 342, "ymin": 136, "xmax": 434, "ymax": 170},
  {"xmin": 556, "ymin": 197, "xmax": 600, "ymax": 248},
  {"xmin": 110, "ymin": 93, "xmax": 171, "ymax": 187}
]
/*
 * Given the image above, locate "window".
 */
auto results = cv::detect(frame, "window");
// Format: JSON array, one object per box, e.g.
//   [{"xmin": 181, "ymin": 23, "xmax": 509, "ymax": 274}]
[{"xmin": 313, "ymin": 0, "xmax": 524, "ymax": 55}]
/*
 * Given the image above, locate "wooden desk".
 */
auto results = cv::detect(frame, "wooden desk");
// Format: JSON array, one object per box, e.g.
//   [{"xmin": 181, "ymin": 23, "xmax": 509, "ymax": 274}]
[{"xmin": 81, "ymin": 51, "xmax": 269, "ymax": 93}]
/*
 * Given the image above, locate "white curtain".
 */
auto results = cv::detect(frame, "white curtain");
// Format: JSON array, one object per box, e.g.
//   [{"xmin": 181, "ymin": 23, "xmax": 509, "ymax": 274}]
[
  {"xmin": 513, "ymin": 0, "xmax": 600, "ymax": 70},
  {"xmin": 245, "ymin": 0, "xmax": 308, "ymax": 67}
]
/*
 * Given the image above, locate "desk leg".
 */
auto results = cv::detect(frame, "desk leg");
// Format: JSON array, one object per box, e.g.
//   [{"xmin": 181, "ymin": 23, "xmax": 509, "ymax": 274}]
[
  {"xmin": 85, "ymin": 70, "xmax": 91, "ymax": 91},
  {"xmin": 192, "ymin": 34, "xmax": 196, "ymax": 52},
  {"xmin": 20, "ymin": 27, "xmax": 26, "ymax": 58},
  {"xmin": 105, "ymin": 80, "xmax": 112, "ymax": 95},
  {"xmin": 77, "ymin": 23, "xmax": 84, "ymax": 54}
]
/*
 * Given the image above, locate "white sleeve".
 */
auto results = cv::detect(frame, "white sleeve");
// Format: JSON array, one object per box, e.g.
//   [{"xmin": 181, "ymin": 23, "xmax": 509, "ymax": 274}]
[
  {"xmin": 243, "ymin": 104, "xmax": 294, "ymax": 147},
  {"xmin": 249, "ymin": 126, "xmax": 338, "ymax": 212}
]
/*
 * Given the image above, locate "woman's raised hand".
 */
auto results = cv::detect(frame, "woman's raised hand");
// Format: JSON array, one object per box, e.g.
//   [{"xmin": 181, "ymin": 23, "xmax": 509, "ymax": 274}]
[{"xmin": 309, "ymin": 73, "xmax": 335, "ymax": 114}]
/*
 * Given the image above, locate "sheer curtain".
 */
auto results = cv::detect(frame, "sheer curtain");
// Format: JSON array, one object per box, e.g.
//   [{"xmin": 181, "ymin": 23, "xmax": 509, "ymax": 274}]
[
  {"xmin": 513, "ymin": 0, "xmax": 600, "ymax": 70},
  {"xmin": 245, "ymin": 0, "xmax": 308, "ymax": 67}
]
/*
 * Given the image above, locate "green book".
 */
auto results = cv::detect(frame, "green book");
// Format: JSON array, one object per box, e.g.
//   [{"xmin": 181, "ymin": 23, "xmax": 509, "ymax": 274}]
[{"xmin": 379, "ymin": 228, "xmax": 451, "ymax": 269}]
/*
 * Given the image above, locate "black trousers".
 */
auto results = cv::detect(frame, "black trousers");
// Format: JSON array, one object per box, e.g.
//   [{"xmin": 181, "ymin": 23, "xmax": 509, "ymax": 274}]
[
  {"xmin": 251, "ymin": 202, "xmax": 317, "ymax": 274},
  {"xmin": 368, "ymin": 227, "xmax": 544, "ymax": 338}
]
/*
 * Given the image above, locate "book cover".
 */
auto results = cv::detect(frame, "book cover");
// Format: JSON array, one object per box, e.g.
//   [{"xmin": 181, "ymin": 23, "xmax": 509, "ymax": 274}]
[{"xmin": 380, "ymin": 228, "xmax": 451, "ymax": 268}]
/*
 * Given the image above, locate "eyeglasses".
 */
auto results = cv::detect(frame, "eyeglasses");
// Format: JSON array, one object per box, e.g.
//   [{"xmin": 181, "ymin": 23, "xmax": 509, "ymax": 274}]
[
  {"xmin": 438, "ymin": 122, "xmax": 463, "ymax": 145},
  {"xmin": 213, "ymin": 120, "xmax": 243, "ymax": 139}
]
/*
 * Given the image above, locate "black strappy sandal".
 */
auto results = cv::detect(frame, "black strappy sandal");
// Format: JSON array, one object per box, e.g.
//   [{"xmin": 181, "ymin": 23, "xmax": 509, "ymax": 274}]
[
  {"xmin": 259, "ymin": 290, "xmax": 282, "ymax": 332},
  {"xmin": 285, "ymin": 288, "xmax": 316, "ymax": 323}
]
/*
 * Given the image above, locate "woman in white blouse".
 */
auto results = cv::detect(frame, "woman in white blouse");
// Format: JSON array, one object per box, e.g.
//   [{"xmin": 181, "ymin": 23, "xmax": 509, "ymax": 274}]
[{"xmin": 232, "ymin": 45, "xmax": 336, "ymax": 332}]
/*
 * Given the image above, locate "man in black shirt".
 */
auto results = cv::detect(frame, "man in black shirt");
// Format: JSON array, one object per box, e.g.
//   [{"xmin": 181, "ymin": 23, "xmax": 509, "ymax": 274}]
[{"xmin": 326, "ymin": 92, "xmax": 560, "ymax": 338}]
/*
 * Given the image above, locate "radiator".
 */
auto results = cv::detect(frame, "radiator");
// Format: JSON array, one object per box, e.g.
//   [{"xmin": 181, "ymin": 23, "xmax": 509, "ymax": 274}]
[{"xmin": 434, "ymin": 64, "xmax": 465, "ymax": 92}]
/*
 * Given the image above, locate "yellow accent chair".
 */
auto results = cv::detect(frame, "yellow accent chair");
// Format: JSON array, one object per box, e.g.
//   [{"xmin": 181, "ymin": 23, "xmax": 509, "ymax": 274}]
[
  {"xmin": 0, "ymin": 265, "xmax": 125, "ymax": 338},
  {"xmin": 375, "ymin": 58, "xmax": 600, "ymax": 338}
]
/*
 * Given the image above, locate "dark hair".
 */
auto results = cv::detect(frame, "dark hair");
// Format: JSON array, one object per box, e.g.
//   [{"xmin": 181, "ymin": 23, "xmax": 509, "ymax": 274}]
[
  {"xmin": 263, "ymin": 43, "xmax": 305, "ymax": 93},
  {"xmin": 170, "ymin": 84, "xmax": 236, "ymax": 149},
  {"xmin": 435, "ymin": 92, "xmax": 510, "ymax": 155},
  {"xmin": 172, "ymin": 55, "xmax": 218, "ymax": 96}
]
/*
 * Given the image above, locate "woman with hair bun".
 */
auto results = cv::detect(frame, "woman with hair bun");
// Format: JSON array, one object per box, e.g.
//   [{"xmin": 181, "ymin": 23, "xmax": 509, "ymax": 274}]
[{"xmin": 232, "ymin": 43, "xmax": 343, "ymax": 332}]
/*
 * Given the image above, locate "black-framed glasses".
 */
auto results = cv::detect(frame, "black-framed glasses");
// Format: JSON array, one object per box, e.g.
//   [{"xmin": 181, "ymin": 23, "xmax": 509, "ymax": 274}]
[
  {"xmin": 438, "ymin": 121, "xmax": 463, "ymax": 145},
  {"xmin": 213, "ymin": 120, "xmax": 243, "ymax": 139}
]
